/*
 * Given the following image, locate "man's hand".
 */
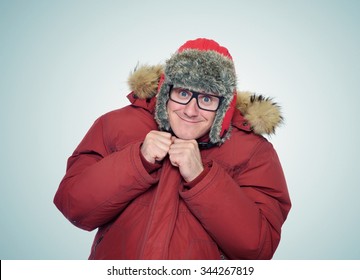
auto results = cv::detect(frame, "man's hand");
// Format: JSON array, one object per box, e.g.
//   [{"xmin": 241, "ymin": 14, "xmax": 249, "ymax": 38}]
[
  {"xmin": 168, "ymin": 137, "xmax": 204, "ymax": 182},
  {"xmin": 141, "ymin": 131, "xmax": 172, "ymax": 164}
]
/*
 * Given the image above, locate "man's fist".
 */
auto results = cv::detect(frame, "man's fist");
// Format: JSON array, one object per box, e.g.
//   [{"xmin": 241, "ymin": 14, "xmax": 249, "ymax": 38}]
[
  {"xmin": 169, "ymin": 137, "xmax": 204, "ymax": 182},
  {"xmin": 141, "ymin": 131, "xmax": 173, "ymax": 164}
]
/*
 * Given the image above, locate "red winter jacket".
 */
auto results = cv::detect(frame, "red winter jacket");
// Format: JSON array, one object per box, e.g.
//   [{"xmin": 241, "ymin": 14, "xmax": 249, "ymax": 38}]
[{"xmin": 54, "ymin": 93, "xmax": 291, "ymax": 260}]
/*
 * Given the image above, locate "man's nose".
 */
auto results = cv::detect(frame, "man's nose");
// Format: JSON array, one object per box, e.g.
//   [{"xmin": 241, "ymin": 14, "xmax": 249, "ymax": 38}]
[{"xmin": 183, "ymin": 98, "xmax": 199, "ymax": 117}]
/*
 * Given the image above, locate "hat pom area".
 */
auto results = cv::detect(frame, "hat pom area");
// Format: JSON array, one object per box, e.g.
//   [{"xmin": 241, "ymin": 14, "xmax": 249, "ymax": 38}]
[{"xmin": 127, "ymin": 64, "xmax": 163, "ymax": 99}]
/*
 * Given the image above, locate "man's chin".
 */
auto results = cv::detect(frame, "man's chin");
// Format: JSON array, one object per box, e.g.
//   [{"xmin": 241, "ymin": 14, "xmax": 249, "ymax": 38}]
[{"xmin": 172, "ymin": 130, "xmax": 199, "ymax": 140}]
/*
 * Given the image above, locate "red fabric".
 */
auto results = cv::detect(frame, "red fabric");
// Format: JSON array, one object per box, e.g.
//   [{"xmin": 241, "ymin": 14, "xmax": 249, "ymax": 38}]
[
  {"xmin": 54, "ymin": 96, "xmax": 291, "ymax": 260},
  {"xmin": 178, "ymin": 38, "xmax": 233, "ymax": 60},
  {"xmin": 183, "ymin": 164, "xmax": 210, "ymax": 190},
  {"xmin": 157, "ymin": 73, "xmax": 165, "ymax": 93},
  {"xmin": 140, "ymin": 150, "xmax": 162, "ymax": 174}
]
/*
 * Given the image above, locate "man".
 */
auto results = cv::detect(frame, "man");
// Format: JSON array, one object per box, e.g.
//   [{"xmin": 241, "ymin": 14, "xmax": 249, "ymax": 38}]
[{"xmin": 54, "ymin": 38, "xmax": 291, "ymax": 259}]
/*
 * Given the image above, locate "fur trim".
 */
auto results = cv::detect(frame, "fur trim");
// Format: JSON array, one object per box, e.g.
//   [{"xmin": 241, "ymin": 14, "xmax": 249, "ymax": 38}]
[
  {"xmin": 127, "ymin": 65, "xmax": 283, "ymax": 135},
  {"xmin": 237, "ymin": 91, "xmax": 283, "ymax": 135},
  {"xmin": 127, "ymin": 64, "xmax": 163, "ymax": 99}
]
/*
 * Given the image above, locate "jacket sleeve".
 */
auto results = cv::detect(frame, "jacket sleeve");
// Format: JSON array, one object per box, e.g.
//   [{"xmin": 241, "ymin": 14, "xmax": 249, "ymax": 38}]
[
  {"xmin": 179, "ymin": 140, "xmax": 291, "ymax": 259},
  {"xmin": 54, "ymin": 117, "xmax": 159, "ymax": 231}
]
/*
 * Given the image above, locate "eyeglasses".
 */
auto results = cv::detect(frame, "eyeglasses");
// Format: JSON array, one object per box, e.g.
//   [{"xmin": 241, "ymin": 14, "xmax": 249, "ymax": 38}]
[{"xmin": 169, "ymin": 86, "xmax": 223, "ymax": 112}]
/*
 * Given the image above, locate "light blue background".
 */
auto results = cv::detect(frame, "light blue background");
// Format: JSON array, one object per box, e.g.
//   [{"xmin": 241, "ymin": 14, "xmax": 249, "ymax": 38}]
[{"xmin": 1, "ymin": 0, "xmax": 359, "ymax": 259}]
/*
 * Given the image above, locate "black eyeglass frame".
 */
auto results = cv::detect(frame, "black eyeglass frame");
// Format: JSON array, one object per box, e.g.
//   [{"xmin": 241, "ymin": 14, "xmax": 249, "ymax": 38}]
[{"xmin": 168, "ymin": 85, "xmax": 224, "ymax": 112}]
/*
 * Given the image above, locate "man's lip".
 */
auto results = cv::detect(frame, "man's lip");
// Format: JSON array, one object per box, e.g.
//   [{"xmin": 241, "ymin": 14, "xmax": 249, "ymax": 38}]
[{"xmin": 177, "ymin": 114, "xmax": 201, "ymax": 123}]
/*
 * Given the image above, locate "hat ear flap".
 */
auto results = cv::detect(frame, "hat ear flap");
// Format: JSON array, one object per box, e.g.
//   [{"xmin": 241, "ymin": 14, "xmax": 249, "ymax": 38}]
[{"xmin": 220, "ymin": 93, "xmax": 237, "ymax": 138}]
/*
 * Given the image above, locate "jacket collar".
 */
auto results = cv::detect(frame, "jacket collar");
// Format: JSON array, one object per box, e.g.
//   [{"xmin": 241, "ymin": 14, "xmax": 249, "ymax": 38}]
[
  {"xmin": 127, "ymin": 92, "xmax": 157, "ymax": 114},
  {"xmin": 232, "ymin": 110, "xmax": 253, "ymax": 132}
]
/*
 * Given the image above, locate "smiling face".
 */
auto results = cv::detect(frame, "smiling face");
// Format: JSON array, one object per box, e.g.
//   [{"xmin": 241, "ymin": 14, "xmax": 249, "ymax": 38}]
[{"xmin": 167, "ymin": 96, "xmax": 216, "ymax": 140}]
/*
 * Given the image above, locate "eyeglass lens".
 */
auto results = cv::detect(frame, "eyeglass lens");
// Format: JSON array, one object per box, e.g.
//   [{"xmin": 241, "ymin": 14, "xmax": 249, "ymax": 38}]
[{"xmin": 170, "ymin": 88, "xmax": 221, "ymax": 111}]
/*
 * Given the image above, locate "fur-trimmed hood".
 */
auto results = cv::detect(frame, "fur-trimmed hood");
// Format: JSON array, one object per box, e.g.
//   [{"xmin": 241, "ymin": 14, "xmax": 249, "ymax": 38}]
[{"xmin": 128, "ymin": 64, "xmax": 283, "ymax": 136}]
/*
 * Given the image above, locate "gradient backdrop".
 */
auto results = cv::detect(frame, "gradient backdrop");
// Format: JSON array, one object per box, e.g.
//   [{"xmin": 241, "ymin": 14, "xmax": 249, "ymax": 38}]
[{"xmin": 1, "ymin": 0, "xmax": 359, "ymax": 259}]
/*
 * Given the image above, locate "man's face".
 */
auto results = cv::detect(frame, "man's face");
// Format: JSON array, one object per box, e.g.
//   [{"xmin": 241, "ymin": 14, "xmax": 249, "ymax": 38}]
[{"xmin": 167, "ymin": 90, "xmax": 216, "ymax": 140}]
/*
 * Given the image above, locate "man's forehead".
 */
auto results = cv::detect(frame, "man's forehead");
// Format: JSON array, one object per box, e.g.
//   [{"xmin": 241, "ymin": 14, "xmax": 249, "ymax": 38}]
[{"xmin": 173, "ymin": 86, "xmax": 218, "ymax": 96}]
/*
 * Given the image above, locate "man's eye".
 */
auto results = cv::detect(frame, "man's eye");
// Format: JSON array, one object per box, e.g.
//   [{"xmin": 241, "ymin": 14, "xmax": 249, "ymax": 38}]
[
  {"xmin": 202, "ymin": 95, "xmax": 213, "ymax": 103},
  {"xmin": 179, "ymin": 91, "xmax": 189, "ymax": 98}
]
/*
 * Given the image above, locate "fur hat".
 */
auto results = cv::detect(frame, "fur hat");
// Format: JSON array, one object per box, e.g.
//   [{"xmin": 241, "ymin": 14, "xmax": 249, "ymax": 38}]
[
  {"xmin": 128, "ymin": 40, "xmax": 284, "ymax": 143},
  {"xmin": 155, "ymin": 38, "xmax": 237, "ymax": 145}
]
